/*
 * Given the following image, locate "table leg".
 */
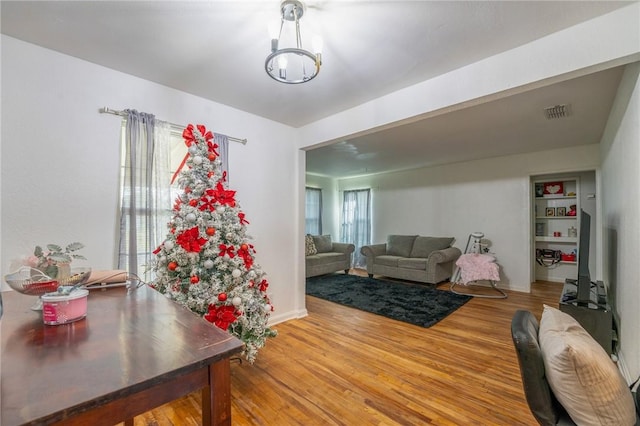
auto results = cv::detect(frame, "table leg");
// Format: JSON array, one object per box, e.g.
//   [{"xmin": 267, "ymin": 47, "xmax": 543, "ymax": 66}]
[{"xmin": 202, "ymin": 358, "xmax": 232, "ymax": 426}]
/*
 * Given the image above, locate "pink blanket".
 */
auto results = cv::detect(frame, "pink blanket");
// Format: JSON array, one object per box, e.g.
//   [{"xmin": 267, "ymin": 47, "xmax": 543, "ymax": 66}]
[{"xmin": 455, "ymin": 254, "xmax": 500, "ymax": 284}]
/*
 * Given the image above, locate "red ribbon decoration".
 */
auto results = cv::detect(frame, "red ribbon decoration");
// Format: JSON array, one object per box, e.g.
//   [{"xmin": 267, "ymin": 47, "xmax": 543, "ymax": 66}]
[
  {"xmin": 238, "ymin": 212, "xmax": 249, "ymax": 225},
  {"xmin": 218, "ymin": 244, "xmax": 235, "ymax": 258},
  {"xmin": 170, "ymin": 124, "xmax": 214, "ymax": 184},
  {"xmin": 259, "ymin": 279, "xmax": 269, "ymax": 292}
]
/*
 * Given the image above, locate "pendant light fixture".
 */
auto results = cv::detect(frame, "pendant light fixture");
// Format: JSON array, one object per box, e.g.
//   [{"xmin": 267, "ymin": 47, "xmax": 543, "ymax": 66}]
[{"xmin": 265, "ymin": 0, "xmax": 322, "ymax": 84}]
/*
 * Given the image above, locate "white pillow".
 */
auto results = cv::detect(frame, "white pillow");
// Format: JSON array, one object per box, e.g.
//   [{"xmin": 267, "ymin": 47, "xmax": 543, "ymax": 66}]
[{"xmin": 539, "ymin": 305, "xmax": 636, "ymax": 426}]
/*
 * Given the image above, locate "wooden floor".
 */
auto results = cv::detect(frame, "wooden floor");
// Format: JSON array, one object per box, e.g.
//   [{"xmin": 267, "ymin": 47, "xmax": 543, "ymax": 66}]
[{"xmin": 124, "ymin": 271, "xmax": 563, "ymax": 425}]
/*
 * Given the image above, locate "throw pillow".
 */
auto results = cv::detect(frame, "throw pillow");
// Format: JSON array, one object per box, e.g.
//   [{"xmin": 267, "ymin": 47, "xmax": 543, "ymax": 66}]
[
  {"xmin": 386, "ymin": 235, "xmax": 417, "ymax": 257},
  {"xmin": 539, "ymin": 305, "xmax": 636, "ymax": 426},
  {"xmin": 312, "ymin": 235, "xmax": 333, "ymax": 253},
  {"xmin": 409, "ymin": 236, "xmax": 454, "ymax": 258},
  {"xmin": 305, "ymin": 234, "xmax": 317, "ymax": 256}
]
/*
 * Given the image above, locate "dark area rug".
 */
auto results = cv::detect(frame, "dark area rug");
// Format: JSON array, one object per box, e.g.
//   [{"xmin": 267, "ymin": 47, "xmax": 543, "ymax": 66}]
[{"xmin": 306, "ymin": 274, "xmax": 472, "ymax": 328}]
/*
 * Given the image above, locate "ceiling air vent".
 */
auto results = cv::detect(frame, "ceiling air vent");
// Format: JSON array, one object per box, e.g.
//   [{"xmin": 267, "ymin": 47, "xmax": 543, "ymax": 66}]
[{"xmin": 544, "ymin": 104, "xmax": 572, "ymax": 120}]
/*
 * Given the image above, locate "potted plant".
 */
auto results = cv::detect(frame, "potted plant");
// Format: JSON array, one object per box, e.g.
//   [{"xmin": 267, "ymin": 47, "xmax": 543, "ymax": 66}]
[{"xmin": 26, "ymin": 242, "xmax": 86, "ymax": 279}]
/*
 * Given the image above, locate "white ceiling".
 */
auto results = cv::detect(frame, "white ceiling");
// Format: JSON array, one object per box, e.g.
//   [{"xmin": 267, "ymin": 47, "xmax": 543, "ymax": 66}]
[{"xmin": 1, "ymin": 1, "xmax": 633, "ymax": 178}]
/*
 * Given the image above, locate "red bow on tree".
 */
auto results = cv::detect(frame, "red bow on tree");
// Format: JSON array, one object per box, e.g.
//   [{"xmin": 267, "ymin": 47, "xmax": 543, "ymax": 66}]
[
  {"xmin": 238, "ymin": 212, "xmax": 249, "ymax": 225},
  {"xmin": 207, "ymin": 140, "xmax": 219, "ymax": 156},
  {"xmin": 219, "ymin": 244, "xmax": 235, "ymax": 258},
  {"xmin": 259, "ymin": 279, "xmax": 269, "ymax": 292},
  {"xmin": 204, "ymin": 304, "xmax": 238, "ymax": 330},
  {"xmin": 198, "ymin": 194, "xmax": 217, "ymax": 212},
  {"xmin": 176, "ymin": 227, "xmax": 207, "ymax": 253},
  {"xmin": 171, "ymin": 124, "xmax": 214, "ymax": 184}
]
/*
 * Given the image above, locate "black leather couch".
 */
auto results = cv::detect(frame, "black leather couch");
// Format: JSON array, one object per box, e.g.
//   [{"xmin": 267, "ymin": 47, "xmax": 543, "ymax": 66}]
[{"xmin": 510, "ymin": 310, "xmax": 639, "ymax": 425}]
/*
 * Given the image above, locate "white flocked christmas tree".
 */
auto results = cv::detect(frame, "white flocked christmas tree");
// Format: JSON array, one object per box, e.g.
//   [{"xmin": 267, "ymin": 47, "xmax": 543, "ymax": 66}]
[{"xmin": 151, "ymin": 123, "xmax": 276, "ymax": 363}]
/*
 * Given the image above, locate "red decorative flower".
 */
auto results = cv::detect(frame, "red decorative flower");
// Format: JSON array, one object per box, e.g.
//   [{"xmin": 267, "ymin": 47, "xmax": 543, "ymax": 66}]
[
  {"xmin": 176, "ymin": 227, "xmax": 207, "ymax": 253},
  {"xmin": 204, "ymin": 304, "xmax": 238, "ymax": 331},
  {"xmin": 259, "ymin": 279, "xmax": 269, "ymax": 292},
  {"xmin": 209, "ymin": 182, "xmax": 236, "ymax": 207}
]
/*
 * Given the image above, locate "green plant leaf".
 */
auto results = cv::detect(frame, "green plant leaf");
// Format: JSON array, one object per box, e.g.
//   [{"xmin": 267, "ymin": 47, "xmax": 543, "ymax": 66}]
[
  {"xmin": 47, "ymin": 244, "xmax": 62, "ymax": 253},
  {"xmin": 34, "ymin": 246, "xmax": 44, "ymax": 257},
  {"xmin": 49, "ymin": 253, "xmax": 72, "ymax": 263},
  {"xmin": 66, "ymin": 242, "xmax": 84, "ymax": 252}
]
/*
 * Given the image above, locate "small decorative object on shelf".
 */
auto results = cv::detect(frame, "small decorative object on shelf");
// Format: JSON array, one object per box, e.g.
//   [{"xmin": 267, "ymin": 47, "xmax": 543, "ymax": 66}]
[
  {"xmin": 546, "ymin": 207, "xmax": 555, "ymax": 217},
  {"xmin": 557, "ymin": 207, "xmax": 566, "ymax": 216},
  {"xmin": 567, "ymin": 204, "xmax": 577, "ymax": 216},
  {"xmin": 535, "ymin": 183, "xmax": 544, "ymax": 198},
  {"xmin": 543, "ymin": 181, "xmax": 564, "ymax": 196},
  {"xmin": 536, "ymin": 223, "xmax": 545, "ymax": 236}
]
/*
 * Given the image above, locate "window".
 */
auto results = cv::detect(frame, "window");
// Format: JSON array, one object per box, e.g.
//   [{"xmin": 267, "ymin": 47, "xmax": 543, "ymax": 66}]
[
  {"xmin": 341, "ymin": 189, "xmax": 371, "ymax": 268},
  {"xmin": 118, "ymin": 120, "xmax": 175, "ymax": 279},
  {"xmin": 305, "ymin": 187, "xmax": 322, "ymax": 235}
]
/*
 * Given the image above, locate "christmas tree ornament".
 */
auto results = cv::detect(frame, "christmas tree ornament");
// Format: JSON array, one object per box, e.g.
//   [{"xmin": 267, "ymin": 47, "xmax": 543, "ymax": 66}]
[{"xmin": 151, "ymin": 123, "xmax": 276, "ymax": 363}]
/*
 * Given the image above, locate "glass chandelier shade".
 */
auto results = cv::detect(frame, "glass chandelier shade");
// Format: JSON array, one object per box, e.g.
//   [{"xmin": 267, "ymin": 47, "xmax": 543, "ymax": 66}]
[{"xmin": 265, "ymin": 0, "xmax": 322, "ymax": 84}]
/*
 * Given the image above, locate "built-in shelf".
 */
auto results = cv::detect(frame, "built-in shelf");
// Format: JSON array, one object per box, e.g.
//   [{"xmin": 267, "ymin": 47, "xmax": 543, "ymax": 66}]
[
  {"xmin": 536, "ymin": 216, "xmax": 577, "ymax": 220},
  {"xmin": 537, "ymin": 195, "xmax": 577, "ymax": 200},
  {"xmin": 536, "ymin": 236, "xmax": 577, "ymax": 243}
]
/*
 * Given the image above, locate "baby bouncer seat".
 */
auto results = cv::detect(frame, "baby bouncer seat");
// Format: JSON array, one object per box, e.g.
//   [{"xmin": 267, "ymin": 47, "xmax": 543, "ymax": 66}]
[{"xmin": 450, "ymin": 232, "xmax": 507, "ymax": 299}]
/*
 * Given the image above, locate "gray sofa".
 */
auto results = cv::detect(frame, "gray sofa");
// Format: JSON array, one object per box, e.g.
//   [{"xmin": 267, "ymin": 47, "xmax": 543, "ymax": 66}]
[
  {"xmin": 305, "ymin": 234, "xmax": 355, "ymax": 278},
  {"xmin": 360, "ymin": 235, "xmax": 461, "ymax": 284}
]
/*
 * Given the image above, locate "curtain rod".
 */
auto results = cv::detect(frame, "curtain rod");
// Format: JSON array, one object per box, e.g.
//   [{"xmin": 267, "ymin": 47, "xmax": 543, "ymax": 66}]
[{"xmin": 99, "ymin": 107, "xmax": 247, "ymax": 145}]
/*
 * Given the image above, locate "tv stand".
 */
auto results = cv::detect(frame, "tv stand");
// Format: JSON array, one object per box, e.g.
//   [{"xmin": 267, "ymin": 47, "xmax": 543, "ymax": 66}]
[{"xmin": 559, "ymin": 279, "xmax": 614, "ymax": 354}]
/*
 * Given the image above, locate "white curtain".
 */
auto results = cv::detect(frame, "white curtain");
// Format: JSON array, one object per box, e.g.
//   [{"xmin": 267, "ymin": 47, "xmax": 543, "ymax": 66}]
[
  {"xmin": 305, "ymin": 187, "xmax": 322, "ymax": 235},
  {"xmin": 341, "ymin": 189, "xmax": 371, "ymax": 268},
  {"xmin": 118, "ymin": 110, "xmax": 172, "ymax": 279}
]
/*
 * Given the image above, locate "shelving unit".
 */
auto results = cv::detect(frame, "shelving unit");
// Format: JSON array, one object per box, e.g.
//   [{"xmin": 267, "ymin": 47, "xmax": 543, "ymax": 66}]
[{"xmin": 533, "ymin": 177, "xmax": 580, "ymax": 282}]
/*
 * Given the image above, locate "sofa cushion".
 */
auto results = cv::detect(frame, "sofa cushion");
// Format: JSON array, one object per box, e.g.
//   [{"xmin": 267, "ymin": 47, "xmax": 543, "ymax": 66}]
[
  {"xmin": 305, "ymin": 234, "xmax": 318, "ymax": 256},
  {"xmin": 306, "ymin": 252, "xmax": 345, "ymax": 267},
  {"xmin": 539, "ymin": 305, "xmax": 636, "ymax": 426},
  {"xmin": 312, "ymin": 235, "xmax": 333, "ymax": 253},
  {"xmin": 409, "ymin": 236, "xmax": 454, "ymax": 258},
  {"xmin": 374, "ymin": 255, "xmax": 402, "ymax": 268},
  {"xmin": 397, "ymin": 257, "xmax": 427, "ymax": 271},
  {"xmin": 387, "ymin": 235, "xmax": 417, "ymax": 257}
]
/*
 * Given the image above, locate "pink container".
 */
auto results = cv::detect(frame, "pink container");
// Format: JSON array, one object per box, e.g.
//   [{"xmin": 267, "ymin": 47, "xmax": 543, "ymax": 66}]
[{"xmin": 41, "ymin": 289, "xmax": 89, "ymax": 325}]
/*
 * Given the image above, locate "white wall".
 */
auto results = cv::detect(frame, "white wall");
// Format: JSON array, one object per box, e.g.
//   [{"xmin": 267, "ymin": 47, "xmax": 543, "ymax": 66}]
[
  {"xmin": 0, "ymin": 36, "xmax": 306, "ymax": 324},
  {"xmin": 600, "ymin": 62, "xmax": 640, "ymax": 382},
  {"xmin": 338, "ymin": 145, "xmax": 599, "ymax": 292}
]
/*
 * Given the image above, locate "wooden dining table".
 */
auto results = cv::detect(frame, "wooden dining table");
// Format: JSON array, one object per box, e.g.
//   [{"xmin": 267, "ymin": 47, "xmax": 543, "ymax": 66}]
[{"xmin": 1, "ymin": 285, "xmax": 244, "ymax": 426}]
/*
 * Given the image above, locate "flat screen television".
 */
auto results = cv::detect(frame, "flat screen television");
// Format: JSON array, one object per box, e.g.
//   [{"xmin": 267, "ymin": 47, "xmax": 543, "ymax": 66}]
[{"xmin": 576, "ymin": 209, "xmax": 592, "ymax": 305}]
